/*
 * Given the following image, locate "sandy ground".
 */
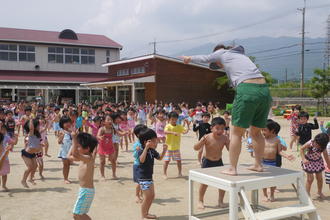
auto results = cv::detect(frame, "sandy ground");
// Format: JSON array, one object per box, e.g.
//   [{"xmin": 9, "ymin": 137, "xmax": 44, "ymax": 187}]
[{"xmin": 0, "ymin": 116, "xmax": 330, "ymax": 220}]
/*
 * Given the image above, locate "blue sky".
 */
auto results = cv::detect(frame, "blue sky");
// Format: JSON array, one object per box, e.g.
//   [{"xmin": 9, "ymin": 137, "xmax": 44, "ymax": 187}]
[{"xmin": 1, "ymin": 0, "xmax": 329, "ymax": 57}]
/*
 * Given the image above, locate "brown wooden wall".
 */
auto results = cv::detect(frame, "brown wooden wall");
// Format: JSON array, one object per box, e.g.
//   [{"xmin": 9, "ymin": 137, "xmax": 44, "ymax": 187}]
[
  {"xmin": 154, "ymin": 58, "xmax": 234, "ymax": 107},
  {"xmin": 144, "ymin": 83, "xmax": 156, "ymax": 103}
]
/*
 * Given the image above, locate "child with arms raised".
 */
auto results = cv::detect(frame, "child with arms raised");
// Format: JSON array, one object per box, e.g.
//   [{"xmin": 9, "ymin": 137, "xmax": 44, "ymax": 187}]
[
  {"xmin": 193, "ymin": 117, "xmax": 229, "ymax": 209},
  {"xmin": 136, "ymin": 128, "xmax": 167, "ymax": 219},
  {"xmin": 68, "ymin": 131, "xmax": 98, "ymax": 220}
]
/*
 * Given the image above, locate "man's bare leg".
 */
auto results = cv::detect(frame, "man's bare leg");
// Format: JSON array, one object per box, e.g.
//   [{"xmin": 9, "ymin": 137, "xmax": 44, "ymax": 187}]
[
  {"xmin": 222, "ymin": 126, "xmax": 245, "ymax": 175},
  {"xmin": 247, "ymin": 126, "xmax": 264, "ymax": 172}
]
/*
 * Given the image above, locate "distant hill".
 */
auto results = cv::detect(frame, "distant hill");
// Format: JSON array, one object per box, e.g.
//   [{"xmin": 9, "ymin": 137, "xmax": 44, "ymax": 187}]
[{"xmin": 172, "ymin": 36, "xmax": 326, "ymax": 81}]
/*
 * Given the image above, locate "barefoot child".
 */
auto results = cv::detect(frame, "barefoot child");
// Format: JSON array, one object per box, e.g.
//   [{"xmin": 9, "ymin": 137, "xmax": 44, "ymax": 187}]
[
  {"xmin": 155, "ymin": 110, "xmax": 167, "ymax": 143},
  {"xmin": 21, "ymin": 119, "xmax": 42, "ymax": 188},
  {"xmin": 127, "ymin": 108, "xmax": 137, "ymax": 143},
  {"xmin": 136, "ymin": 128, "xmax": 167, "ymax": 219},
  {"xmin": 68, "ymin": 131, "xmax": 98, "ymax": 220},
  {"xmin": 97, "ymin": 115, "xmax": 117, "ymax": 180},
  {"xmin": 301, "ymin": 133, "xmax": 330, "ymax": 199},
  {"xmin": 132, "ymin": 124, "xmax": 148, "ymax": 203},
  {"xmin": 119, "ymin": 111, "xmax": 129, "ymax": 152},
  {"xmin": 53, "ymin": 107, "xmax": 61, "ymax": 136},
  {"xmin": 262, "ymin": 120, "xmax": 295, "ymax": 202},
  {"xmin": 193, "ymin": 112, "xmax": 211, "ymax": 164},
  {"xmin": 193, "ymin": 117, "xmax": 229, "ymax": 209},
  {"xmin": 58, "ymin": 116, "xmax": 73, "ymax": 184},
  {"xmin": 164, "ymin": 112, "xmax": 189, "ymax": 178},
  {"xmin": 287, "ymin": 105, "xmax": 300, "ymax": 150}
]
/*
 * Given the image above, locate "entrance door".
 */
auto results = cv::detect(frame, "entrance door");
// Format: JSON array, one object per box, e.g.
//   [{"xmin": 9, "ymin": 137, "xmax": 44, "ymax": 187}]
[
  {"xmin": 135, "ymin": 89, "xmax": 145, "ymax": 104},
  {"xmin": 59, "ymin": 90, "xmax": 76, "ymax": 104}
]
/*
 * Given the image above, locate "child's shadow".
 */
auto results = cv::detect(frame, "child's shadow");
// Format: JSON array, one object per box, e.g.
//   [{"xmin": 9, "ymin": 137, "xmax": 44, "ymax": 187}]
[
  {"xmin": 158, "ymin": 215, "xmax": 188, "ymax": 220},
  {"xmin": 7, "ymin": 187, "xmax": 71, "ymax": 197},
  {"xmin": 154, "ymin": 197, "xmax": 182, "ymax": 206}
]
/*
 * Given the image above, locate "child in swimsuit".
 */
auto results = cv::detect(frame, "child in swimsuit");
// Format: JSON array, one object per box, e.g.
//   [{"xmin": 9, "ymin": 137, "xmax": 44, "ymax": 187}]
[
  {"xmin": 97, "ymin": 115, "xmax": 117, "ymax": 180},
  {"xmin": 58, "ymin": 116, "xmax": 73, "ymax": 184},
  {"xmin": 127, "ymin": 108, "xmax": 136, "ymax": 143},
  {"xmin": 21, "ymin": 119, "xmax": 42, "ymax": 188},
  {"xmin": 155, "ymin": 110, "xmax": 167, "ymax": 143},
  {"xmin": 301, "ymin": 133, "xmax": 330, "ymax": 199},
  {"xmin": 193, "ymin": 117, "xmax": 229, "ymax": 209},
  {"xmin": 68, "ymin": 131, "xmax": 98, "ymax": 220},
  {"xmin": 119, "ymin": 111, "xmax": 129, "ymax": 152}
]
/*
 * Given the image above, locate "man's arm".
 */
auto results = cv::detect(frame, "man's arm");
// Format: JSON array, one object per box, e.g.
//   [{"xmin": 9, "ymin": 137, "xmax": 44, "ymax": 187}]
[{"xmin": 181, "ymin": 49, "xmax": 225, "ymax": 64}]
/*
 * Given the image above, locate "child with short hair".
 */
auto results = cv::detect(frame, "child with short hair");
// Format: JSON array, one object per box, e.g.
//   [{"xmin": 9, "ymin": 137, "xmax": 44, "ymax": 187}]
[
  {"xmin": 58, "ymin": 116, "xmax": 73, "ymax": 184},
  {"xmin": 69, "ymin": 131, "xmax": 98, "ymax": 220},
  {"xmin": 97, "ymin": 115, "xmax": 117, "ymax": 180},
  {"xmin": 296, "ymin": 111, "xmax": 319, "ymax": 152},
  {"xmin": 111, "ymin": 112, "xmax": 126, "ymax": 163},
  {"xmin": 5, "ymin": 110, "xmax": 15, "ymax": 138},
  {"xmin": 193, "ymin": 112, "xmax": 211, "ymax": 164},
  {"xmin": 301, "ymin": 133, "xmax": 330, "ymax": 199},
  {"xmin": 163, "ymin": 111, "xmax": 189, "ymax": 178},
  {"xmin": 86, "ymin": 116, "xmax": 102, "ymax": 137},
  {"xmin": 53, "ymin": 107, "xmax": 61, "ymax": 136},
  {"xmin": 127, "ymin": 108, "xmax": 137, "ymax": 143},
  {"xmin": 193, "ymin": 117, "xmax": 229, "ymax": 209},
  {"xmin": 132, "ymin": 124, "xmax": 148, "ymax": 203},
  {"xmin": 262, "ymin": 120, "xmax": 295, "ymax": 202},
  {"xmin": 136, "ymin": 128, "xmax": 167, "ymax": 219}
]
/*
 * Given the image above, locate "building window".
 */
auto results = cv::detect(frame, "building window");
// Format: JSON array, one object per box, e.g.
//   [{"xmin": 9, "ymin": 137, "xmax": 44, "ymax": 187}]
[
  {"xmin": 48, "ymin": 47, "xmax": 95, "ymax": 64},
  {"xmin": 81, "ymin": 49, "xmax": 95, "ymax": 64},
  {"xmin": 117, "ymin": 69, "xmax": 129, "ymax": 76},
  {"xmin": 19, "ymin": 45, "xmax": 35, "ymax": 62},
  {"xmin": 0, "ymin": 44, "xmax": 35, "ymax": 62},
  {"xmin": 48, "ymin": 47, "xmax": 64, "ymax": 63},
  {"xmin": 131, "ymin": 66, "xmax": 145, "ymax": 75},
  {"xmin": 106, "ymin": 50, "xmax": 111, "ymax": 63}
]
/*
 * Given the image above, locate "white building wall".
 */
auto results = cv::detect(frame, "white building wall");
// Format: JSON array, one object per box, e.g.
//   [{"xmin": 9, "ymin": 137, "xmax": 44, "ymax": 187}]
[{"xmin": 0, "ymin": 42, "xmax": 120, "ymax": 73}]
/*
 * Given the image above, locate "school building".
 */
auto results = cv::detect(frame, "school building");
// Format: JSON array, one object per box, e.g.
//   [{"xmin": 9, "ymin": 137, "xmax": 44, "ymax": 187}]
[
  {"xmin": 82, "ymin": 54, "xmax": 234, "ymax": 106},
  {"xmin": 0, "ymin": 27, "xmax": 122, "ymax": 104}
]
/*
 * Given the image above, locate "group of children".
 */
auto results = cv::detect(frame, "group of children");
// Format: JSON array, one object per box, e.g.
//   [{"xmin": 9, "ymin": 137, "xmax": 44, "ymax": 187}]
[{"xmin": 1, "ymin": 101, "xmax": 330, "ymax": 219}]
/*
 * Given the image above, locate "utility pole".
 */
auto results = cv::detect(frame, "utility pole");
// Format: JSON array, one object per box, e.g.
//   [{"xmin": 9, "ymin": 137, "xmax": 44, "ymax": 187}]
[
  {"xmin": 149, "ymin": 38, "xmax": 157, "ymax": 54},
  {"xmin": 285, "ymin": 68, "xmax": 288, "ymax": 83},
  {"xmin": 298, "ymin": 0, "xmax": 306, "ymax": 97}
]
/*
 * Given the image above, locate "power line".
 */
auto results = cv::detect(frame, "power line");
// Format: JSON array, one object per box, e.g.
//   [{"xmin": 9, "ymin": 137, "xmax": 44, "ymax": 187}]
[{"xmin": 256, "ymin": 51, "xmax": 324, "ymax": 61}]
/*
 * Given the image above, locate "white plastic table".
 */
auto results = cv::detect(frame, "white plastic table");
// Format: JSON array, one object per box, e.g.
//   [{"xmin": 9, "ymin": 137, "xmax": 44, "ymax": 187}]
[{"xmin": 189, "ymin": 164, "xmax": 320, "ymax": 220}]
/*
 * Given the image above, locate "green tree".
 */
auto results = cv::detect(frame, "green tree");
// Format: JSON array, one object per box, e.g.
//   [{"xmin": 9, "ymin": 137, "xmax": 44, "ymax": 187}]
[{"xmin": 309, "ymin": 67, "xmax": 330, "ymax": 115}]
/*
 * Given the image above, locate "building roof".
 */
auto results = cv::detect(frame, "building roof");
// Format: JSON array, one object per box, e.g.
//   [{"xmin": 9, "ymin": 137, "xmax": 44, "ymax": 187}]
[
  {"xmin": 0, "ymin": 70, "xmax": 109, "ymax": 84},
  {"xmin": 0, "ymin": 27, "xmax": 122, "ymax": 49},
  {"xmin": 102, "ymin": 54, "xmax": 224, "ymax": 72},
  {"xmin": 81, "ymin": 75, "xmax": 155, "ymax": 88}
]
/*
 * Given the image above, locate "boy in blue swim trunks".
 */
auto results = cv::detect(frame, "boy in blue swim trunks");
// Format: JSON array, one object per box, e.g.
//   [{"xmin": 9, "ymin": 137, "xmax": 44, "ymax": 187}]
[
  {"xmin": 132, "ymin": 124, "xmax": 148, "ymax": 203},
  {"xmin": 193, "ymin": 117, "xmax": 229, "ymax": 209},
  {"xmin": 262, "ymin": 120, "xmax": 294, "ymax": 202},
  {"xmin": 136, "ymin": 128, "xmax": 167, "ymax": 219},
  {"xmin": 68, "ymin": 130, "xmax": 98, "ymax": 220}
]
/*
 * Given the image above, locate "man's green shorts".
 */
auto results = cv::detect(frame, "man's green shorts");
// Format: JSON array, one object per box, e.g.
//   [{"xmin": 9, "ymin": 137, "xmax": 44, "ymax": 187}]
[{"xmin": 232, "ymin": 83, "xmax": 272, "ymax": 129}]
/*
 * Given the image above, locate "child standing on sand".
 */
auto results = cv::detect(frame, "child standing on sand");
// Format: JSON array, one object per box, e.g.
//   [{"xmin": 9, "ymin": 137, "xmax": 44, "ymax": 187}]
[
  {"xmin": 21, "ymin": 119, "xmax": 42, "ymax": 188},
  {"xmin": 301, "ymin": 133, "xmax": 330, "ymax": 199},
  {"xmin": 261, "ymin": 120, "xmax": 295, "ymax": 202},
  {"xmin": 136, "ymin": 128, "xmax": 167, "ymax": 220},
  {"xmin": 58, "ymin": 116, "xmax": 73, "ymax": 184},
  {"xmin": 155, "ymin": 110, "xmax": 167, "ymax": 143},
  {"xmin": 97, "ymin": 115, "xmax": 117, "ymax": 180},
  {"xmin": 132, "ymin": 124, "xmax": 148, "ymax": 203},
  {"xmin": 287, "ymin": 105, "xmax": 300, "ymax": 150},
  {"xmin": 68, "ymin": 131, "xmax": 98, "ymax": 220},
  {"xmin": 193, "ymin": 117, "xmax": 229, "ymax": 209},
  {"xmin": 119, "ymin": 111, "xmax": 130, "ymax": 152},
  {"xmin": 164, "ymin": 112, "xmax": 189, "ymax": 178},
  {"xmin": 127, "ymin": 108, "xmax": 137, "ymax": 143}
]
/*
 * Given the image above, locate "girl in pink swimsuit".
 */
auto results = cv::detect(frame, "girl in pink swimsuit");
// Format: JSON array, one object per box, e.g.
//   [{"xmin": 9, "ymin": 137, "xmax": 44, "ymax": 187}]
[
  {"xmin": 155, "ymin": 110, "xmax": 167, "ymax": 143},
  {"xmin": 86, "ymin": 116, "xmax": 102, "ymax": 137},
  {"xmin": 127, "ymin": 108, "xmax": 136, "ymax": 143},
  {"xmin": 119, "ymin": 112, "xmax": 129, "ymax": 152},
  {"xmin": 97, "ymin": 115, "xmax": 117, "ymax": 180}
]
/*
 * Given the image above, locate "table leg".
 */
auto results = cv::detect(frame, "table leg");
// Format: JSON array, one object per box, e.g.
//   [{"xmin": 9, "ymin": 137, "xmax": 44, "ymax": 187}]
[
  {"xmin": 251, "ymin": 190, "xmax": 258, "ymax": 211},
  {"xmin": 189, "ymin": 177, "xmax": 194, "ymax": 217},
  {"xmin": 229, "ymin": 189, "xmax": 238, "ymax": 220}
]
